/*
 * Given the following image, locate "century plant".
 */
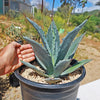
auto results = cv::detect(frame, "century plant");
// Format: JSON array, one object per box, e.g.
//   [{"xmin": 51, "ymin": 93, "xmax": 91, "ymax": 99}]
[{"xmin": 21, "ymin": 17, "xmax": 91, "ymax": 84}]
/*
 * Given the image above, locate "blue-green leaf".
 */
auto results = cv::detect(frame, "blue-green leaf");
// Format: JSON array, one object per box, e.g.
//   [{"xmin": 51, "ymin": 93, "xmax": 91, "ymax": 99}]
[
  {"xmin": 46, "ymin": 21, "xmax": 60, "ymax": 65},
  {"xmin": 46, "ymin": 22, "xmax": 53, "ymax": 51},
  {"xmin": 53, "ymin": 59, "xmax": 71, "ymax": 77},
  {"xmin": 65, "ymin": 32, "xmax": 86, "ymax": 59},
  {"xmin": 23, "ymin": 37, "xmax": 54, "ymax": 75},
  {"xmin": 26, "ymin": 17, "xmax": 51, "ymax": 54},
  {"xmin": 35, "ymin": 55, "xmax": 47, "ymax": 70},
  {"xmin": 45, "ymin": 78, "xmax": 62, "ymax": 84},
  {"xmin": 61, "ymin": 59, "xmax": 91, "ymax": 76},
  {"xmin": 56, "ymin": 19, "xmax": 88, "ymax": 64},
  {"xmin": 21, "ymin": 60, "xmax": 49, "ymax": 77}
]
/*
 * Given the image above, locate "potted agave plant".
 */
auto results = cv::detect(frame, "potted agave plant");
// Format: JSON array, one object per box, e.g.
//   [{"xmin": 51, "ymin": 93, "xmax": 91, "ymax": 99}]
[{"xmin": 15, "ymin": 16, "xmax": 91, "ymax": 100}]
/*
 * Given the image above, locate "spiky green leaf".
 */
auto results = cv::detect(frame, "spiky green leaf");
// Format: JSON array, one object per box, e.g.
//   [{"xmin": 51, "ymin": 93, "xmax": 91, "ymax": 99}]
[
  {"xmin": 35, "ymin": 55, "xmax": 47, "ymax": 70},
  {"xmin": 21, "ymin": 60, "xmax": 49, "ymax": 77},
  {"xmin": 46, "ymin": 21, "xmax": 60, "ymax": 65},
  {"xmin": 53, "ymin": 60, "xmax": 71, "ymax": 77},
  {"xmin": 61, "ymin": 59, "xmax": 91, "ymax": 76},
  {"xmin": 23, "ymin": 37, "xmax": 54, "ymax": 75},
  {"xmin": 45, "ymin": 78, "xmax": 62, "ymax": 84},
  {"xmin": 26, "ymin": 17, "xmax": 51, "ymax": 54},
  {"xmin": 56, "ymin": 19, "xmax": 88, "ymax": 64},
  {"xmin": 65, "ymin": 32, "xmax": 86, "ymax": 59}
]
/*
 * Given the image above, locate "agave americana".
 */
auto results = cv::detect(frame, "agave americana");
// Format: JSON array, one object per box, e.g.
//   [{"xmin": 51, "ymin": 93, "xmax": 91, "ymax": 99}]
[{"xmin": 21, "ymin": 17, "xmax": 91, "ymax": 84}]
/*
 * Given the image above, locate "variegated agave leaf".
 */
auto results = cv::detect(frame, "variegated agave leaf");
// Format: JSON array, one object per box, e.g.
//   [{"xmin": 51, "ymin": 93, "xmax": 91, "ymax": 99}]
[
  {"xmin": 23, "ymin": 37, "xmax": 54, "ymax": 75},
  {"xmin": 64, "ymin": 32, "xmax": 86, "ymax": 59},
  {"xmin": 53, "ymin": 59, "xmax": 71, "ymax": 77},
  {"xmin": 35, "ymin": 55, "xmax": 47, "ymax": 70},
  {"xmin": 46, "ymin": 20, "xmax": 60, "ymax": 66},
  {"xmin": 61, "ymin": 59, "xmax": 91, "ymax": 76},
  {"xmin": 45, "ymin": 78, "xmax": 62, "ymax": 84},
  {"xmin": 56, "ymin": 19, "xmax": 88, "ymax": 64},
  {"xmin": 26, "ymin": 17, "xmax": 51, "ymax": 54},
  {"xmin": 21, "ymin": 60, "xmax": 49, "ymax": 77}
]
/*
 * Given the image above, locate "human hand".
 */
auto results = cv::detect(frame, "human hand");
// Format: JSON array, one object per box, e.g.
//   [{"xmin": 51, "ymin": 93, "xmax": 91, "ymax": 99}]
[{"xmin": 0, "ymin": 42, "xmax": 35, "ymax": 75}]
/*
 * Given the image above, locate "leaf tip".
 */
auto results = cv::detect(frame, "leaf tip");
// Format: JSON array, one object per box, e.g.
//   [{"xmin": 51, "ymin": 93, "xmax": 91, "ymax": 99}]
[
  {"xmin": 87, "ymin": 16, "xmax": 91, "ymax": 19},
  {"xmin": 20, "ymin": 60, "xmax": 23, "ymax": 63}
]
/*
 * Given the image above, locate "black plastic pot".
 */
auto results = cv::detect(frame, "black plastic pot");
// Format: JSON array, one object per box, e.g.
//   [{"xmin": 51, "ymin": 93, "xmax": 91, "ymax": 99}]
[{"xmin": 14, "ymin": 66, "xmax": 86, "ymax": 100}]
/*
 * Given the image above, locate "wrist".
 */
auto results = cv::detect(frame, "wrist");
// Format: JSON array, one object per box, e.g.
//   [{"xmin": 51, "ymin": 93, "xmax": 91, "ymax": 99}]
[
  {"xmin": 0, "ymin": 49, "xmax": 6, "ymax": 64},
  {"xmin": 0, "ymin": 48, "xmax": 8, "ymax": 67},
  {"xmin": 0, "ymin": 53, "xmax": 5, "ymax": 75}
]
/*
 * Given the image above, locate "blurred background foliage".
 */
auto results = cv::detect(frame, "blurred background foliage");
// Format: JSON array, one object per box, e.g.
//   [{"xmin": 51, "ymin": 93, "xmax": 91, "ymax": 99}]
[{"xmin": 0, "ymin": 1, "xmax": 100, "ymax": 46}]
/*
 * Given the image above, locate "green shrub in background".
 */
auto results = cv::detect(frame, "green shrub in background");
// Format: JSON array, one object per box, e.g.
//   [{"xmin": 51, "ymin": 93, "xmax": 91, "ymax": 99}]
[
  {"xmin": 70, "ymin": 14, "xmax": 87, "ymax": 26},
  {"xmin": 5, "ymin": 8, "xmax": 100, "ymax": 41},
  {"xmin": 90, "ymin": 15, "xmax": 100, "ymax": 26},
  {"xmin": 70, "ymin": 14, "xmax": 99, "ymax": 33},
  {"xmin": 95, "ymin": 28, "xmax": 100, "ymax": 33},
  {"xmin": 54, "ymin": 16, "xmax": 65, "ymax": 31},
  {"xmin": 82, "ymin": 20, "xmax": 96, "ymax": 33},
  {"xmin": 43, "ymin": 16, "xmax": 51, "ymax": 33},
  {"xmin": 25, "ymin": 22, "xmax": 30, "ymax": 32},
  {"xmin": 34, "ymin": 7, "xmax": 37, "ymax": 13},
  {"xmin": 92, "ymin": 33, "xmax": 100, "ymax": 40},
  {"xmin": 6, "ymin": 9, "xmax": 19, "ymax": 18},
  {"xmin": 5, "ymin": 24, "xmax": 23, "ymax": 41},
  {"xmin": 34, "ymin": 11, "xmax": 42, "ymax": 21}
]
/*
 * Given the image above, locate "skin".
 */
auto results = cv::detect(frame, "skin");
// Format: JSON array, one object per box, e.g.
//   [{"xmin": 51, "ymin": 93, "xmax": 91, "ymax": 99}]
[{"xmin": 0, "ymin": 42, "xmax": 35, "ymax": 76}]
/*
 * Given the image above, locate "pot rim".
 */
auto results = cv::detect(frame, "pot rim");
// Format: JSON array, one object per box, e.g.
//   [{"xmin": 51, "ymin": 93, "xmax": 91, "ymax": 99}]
[{"xmin": 14, "ymin": 66, "xmax": 86, "ymax": 89}]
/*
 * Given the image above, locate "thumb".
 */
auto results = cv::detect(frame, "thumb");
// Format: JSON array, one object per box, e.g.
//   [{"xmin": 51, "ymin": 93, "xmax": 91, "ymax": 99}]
[{"xmin": 12, "ymin": 42, "xmax": 21, "ymax": 48}]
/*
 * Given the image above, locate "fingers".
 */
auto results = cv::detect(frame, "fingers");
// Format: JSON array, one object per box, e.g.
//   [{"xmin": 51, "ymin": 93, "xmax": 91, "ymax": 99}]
[
  {"xmin": 22, "ymin": 53, "xmax": 35, "ymax": 59},
  {"xmin": 20, "ymin": 43, "xmax": 35, "ymax": 61},
  {"xmin": 20, "ymin": 44, "xmax": 32, "ymax": 51},
  {"xmin": 18, "ymin": 54, "xmax": 22, "ymax": 59},
  {"xmin": 17, "ymin": 48, "xmax": 21, "ymax": 54},
  {"xmin": 10, "ymin": 44, "xmax": 35, "ymax": 72},
  {"xmin": 11, "ymin": 56, "xmax": 35, "ymax": 72},
  {"xmin": 23, "ymin": 56, "xmax": 35, "ymax": 62},
  {"xmin": 21, "ymin": 49, "xmax": 34, "ymax": 55}
]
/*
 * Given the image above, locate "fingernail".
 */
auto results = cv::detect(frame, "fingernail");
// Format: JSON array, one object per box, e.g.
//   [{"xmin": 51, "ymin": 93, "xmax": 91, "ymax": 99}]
[
  {"xmin": 32, "ymin": 53, "xmax": 35, "ymax": 55},
  {"xmin": 22, "ymin": 55, "xmax": 24, "ymax": 58}
]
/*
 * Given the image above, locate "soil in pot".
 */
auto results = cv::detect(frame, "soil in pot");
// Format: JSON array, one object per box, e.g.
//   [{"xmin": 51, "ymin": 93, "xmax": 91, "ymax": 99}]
[{"xmin": 20, "ymin": 61, "xmax": 82, "ymax": 85}]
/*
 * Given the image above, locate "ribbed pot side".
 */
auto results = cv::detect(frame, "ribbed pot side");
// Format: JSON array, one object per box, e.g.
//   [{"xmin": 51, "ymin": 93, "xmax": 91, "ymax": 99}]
[{"xmin": 15, "ymin": 66, "xmax": 86, "ymax": 100}]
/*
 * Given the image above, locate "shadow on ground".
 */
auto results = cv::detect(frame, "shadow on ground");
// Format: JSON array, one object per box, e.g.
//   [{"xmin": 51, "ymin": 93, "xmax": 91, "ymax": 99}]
[{"xmin": 0, "ymin": 77, "xmax": 10, "ymax": 100}]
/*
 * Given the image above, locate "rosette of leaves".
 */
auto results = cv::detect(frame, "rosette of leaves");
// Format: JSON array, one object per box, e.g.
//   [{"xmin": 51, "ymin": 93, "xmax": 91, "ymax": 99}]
[{"xmin": 21, "ymin": 17, "xmax": 91, "ymax": 84}]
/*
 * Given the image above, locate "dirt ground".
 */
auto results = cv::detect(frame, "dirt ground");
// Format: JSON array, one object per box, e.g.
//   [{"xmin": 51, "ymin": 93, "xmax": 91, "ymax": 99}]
[
  {"xmin": 0, "ymin": 36, "xmax": 100, "ymax": 100},
  {"xmin": 79, "ymin": 37, "xmax": 100, "ymax": 85}
]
